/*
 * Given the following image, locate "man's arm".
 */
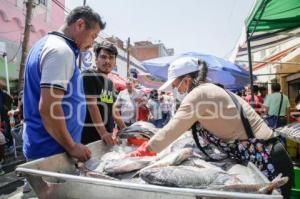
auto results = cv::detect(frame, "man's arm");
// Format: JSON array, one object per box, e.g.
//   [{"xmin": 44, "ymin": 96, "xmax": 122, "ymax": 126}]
[
  {"xmin": 113, "ymin": 103, "xmax": 126, "ymax": 129},
  {"xmin": 86, "ymin": 96, "xmax": 116, "ymax": 145},
  {"xmin": 39, "ymin": 88, "xmax": 91, "ymax": 161},
  {"xmin": 262, "ymin": 96, "xmax": 270, "ymax": 116},
  {"xmin": 261, "ymin": 105, "xmax": 269, "ymax": 116}
]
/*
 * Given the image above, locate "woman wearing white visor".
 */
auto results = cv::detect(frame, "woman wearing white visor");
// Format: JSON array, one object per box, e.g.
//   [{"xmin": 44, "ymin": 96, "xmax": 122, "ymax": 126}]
[{"xmin": 127, "ymin": 57, "xmax": 293, "ymax": 198}]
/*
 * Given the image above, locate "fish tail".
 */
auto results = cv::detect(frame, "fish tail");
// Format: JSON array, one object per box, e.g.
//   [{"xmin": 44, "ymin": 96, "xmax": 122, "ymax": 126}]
[{"xmin": 258, "ymin": 176, "xmax": 289, "ymax": 194}]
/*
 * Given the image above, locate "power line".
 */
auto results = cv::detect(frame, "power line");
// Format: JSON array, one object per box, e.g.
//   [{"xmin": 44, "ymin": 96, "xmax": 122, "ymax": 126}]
[{"xmin": 51, "ymin": 0, "xmax": 70, "ymax": 13}]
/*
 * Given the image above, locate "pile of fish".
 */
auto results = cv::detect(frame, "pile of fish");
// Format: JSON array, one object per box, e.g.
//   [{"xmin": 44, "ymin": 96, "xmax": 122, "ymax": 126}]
[
  {"xmin": 76, "ymin": 132, "xmax": 288, "ymax": 195},
  {"xmin": 118, "ymin": 121, "xmax": 158, "ymax": 139},
  {"xmin": 275, "ymin": 122, "xmax": 300, "ymax": 143}
]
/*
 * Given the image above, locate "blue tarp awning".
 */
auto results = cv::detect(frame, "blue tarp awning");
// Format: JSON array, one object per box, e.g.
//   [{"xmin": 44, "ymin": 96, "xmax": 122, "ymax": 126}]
[{"xmin": 142, "ymin": 52, "xmax": 252, "ymax": 91}]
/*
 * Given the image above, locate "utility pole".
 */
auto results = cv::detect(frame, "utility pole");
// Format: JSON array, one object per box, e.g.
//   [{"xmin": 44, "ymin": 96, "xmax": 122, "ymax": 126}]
[
  {"xmin": 126, "ymin": 37, "xmax": 130, "ymax": 79},
  {"xmin": 83, "ymin": 0, "xmax": 87, "ymax": 5},
  {"xmin": 18, "ymin": 0, "xmax": 34, "ymax": 93}
]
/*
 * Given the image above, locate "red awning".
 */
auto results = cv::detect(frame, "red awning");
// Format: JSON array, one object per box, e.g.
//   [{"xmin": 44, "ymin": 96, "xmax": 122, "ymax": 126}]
[{"xmin": 108, "ymin": 72, "xmax": 126, "ymax": 91}]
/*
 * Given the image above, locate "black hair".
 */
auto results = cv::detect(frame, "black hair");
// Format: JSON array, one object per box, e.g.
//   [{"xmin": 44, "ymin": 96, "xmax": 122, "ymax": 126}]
[
  {"xmin": 66, "ymin": 6, "xmax": 106, "ymax": 30},
  {"xmin": 214, "ymin": 83, "xmax": 224, "ymax": 88},
  {"xmin": 150, "ymin": 89, "xmax": 158, "ymax": 100},
  {"xmin": 178, "ymin": 60, "xmax": 208, "ymax": 91},
  {"xmin": 253, "ymin": 85, "xmax": 259, "ymax": 93},
  {"xmin": 271, "ymin": 83, "xmax": 281, "ymax": 92},
  {"xmin": 258, "ymin": 86, "xmax": 267, "ymax": 92},
  {"xmin": 93, "ymin": 41, "xmax": 118, "ymax": 58}
]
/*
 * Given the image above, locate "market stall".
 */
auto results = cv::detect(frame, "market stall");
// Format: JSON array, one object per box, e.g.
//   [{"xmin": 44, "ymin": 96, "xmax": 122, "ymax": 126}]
[{"xmin": 16, "ymin": 140, "xmax": 284, "ymax": 199}]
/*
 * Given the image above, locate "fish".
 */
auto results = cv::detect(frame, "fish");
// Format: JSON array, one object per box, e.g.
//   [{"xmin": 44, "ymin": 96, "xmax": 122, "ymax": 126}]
[
  {"xmin": 169, "ymin": 135, "xmax": 196, "ymax": 152},
  {"xmin": 209, "ymin": 175, "xmax": 289, "ymax": 194},
  {"xmin": 208, "ymin": 158, "xmax": 238, "ymax": 171},
  {"xmin": 120, "ymin": 147, "xmax": 195, "ymax": 179},
  {"xmin": 227, "ymin": 164, "xmax": 257, "ymax": 184},
  {"xmin": 103, "ymin": 156, "xmax": 155, "ymax": 175},
  {"xmin": 100, "ymin": 151, "xmax": 127, "ymax": 161},
  {"xmin": 76, "ymin": 161, "xmax": 118, "ymax": 181},
  {"xmin": 139, "ymin": 148, "xmax": 194, "ymax": 173},
  {"xmin": 84, "ymin": 158, "xmax": 105, "ymax": 173},
  {"xmin": 181, "ymin": 157, "xmax": 224, "ymax": 172},
  {"xmin": 140, "ymin": 166, "xmax": 230, "ymax": 188},
  {"xmin": 118, "ymin": 121, "xmax": 158, "ymax": 139}
]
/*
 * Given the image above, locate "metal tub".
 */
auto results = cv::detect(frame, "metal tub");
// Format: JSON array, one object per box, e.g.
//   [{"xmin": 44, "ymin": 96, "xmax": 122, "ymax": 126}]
[{"xmin": 16, "ymin": 141, "xmax": 283, "ymax": 199}]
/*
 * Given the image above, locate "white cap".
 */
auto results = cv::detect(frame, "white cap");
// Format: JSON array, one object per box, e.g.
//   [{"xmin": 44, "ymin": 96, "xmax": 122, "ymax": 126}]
[{"xmin": 159, "ymin": 57, "xmax": 202, "ymax": 91}]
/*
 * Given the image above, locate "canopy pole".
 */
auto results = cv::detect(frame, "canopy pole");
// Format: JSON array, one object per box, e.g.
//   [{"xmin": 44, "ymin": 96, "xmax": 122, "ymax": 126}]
[{"xmin": 247, "ymin": 32, "xmax": 255, "ymax": 107}]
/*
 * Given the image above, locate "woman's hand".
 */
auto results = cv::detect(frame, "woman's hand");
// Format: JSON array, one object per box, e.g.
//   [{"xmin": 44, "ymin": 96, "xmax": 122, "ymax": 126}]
[{"xmin": 126, "ymin": 142, "xmax": 156, "ymax": 157}]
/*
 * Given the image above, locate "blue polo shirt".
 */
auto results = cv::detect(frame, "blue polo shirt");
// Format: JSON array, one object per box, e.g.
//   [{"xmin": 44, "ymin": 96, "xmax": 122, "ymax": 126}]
[{"xmin": 22, "ymin": 32, "xmax": 86, "ymax": 159}]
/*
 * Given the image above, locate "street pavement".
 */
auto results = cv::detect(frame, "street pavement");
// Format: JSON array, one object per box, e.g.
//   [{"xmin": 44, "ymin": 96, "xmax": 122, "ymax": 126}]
[
  {"xmin": 1, "ymin": 186, "xmax": 37, "ymax": 199},
  {"xmin": 0, "ymin": 147, "xmax": 30, "ymax": 199}
]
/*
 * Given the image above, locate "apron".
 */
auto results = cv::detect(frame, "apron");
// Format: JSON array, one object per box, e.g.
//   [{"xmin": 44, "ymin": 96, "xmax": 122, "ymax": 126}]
[
  {"xmin": 192, "ymin": 123, "xmax": 278, "ymax": 181},
  {"xmin": 192, "ymin": 90, "xmax": 278, "ymax": 181}
]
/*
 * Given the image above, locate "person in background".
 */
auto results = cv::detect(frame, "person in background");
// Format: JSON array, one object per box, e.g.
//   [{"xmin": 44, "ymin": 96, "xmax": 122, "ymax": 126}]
[
  {"xmin": 259, "ymin": 86, "xmax": 268, "ymax": 100},
  {"xmin": 263, "ymin": 83, "xmax": 290, "ymax": 129},
  {"xmin": 0, "ymin": 81, "xmax": 13, "ymax": 148},
  {"xmin": 127, "ymin": 57, "xmax": 293, "ymax": 198},
  {"xmin": 160, "ymin": 91, "xmax": 171, "ymax": 126},
  {"xmin": 244, "ymin": 85, "xmax": 264, "ymax": 115},
  {"xmin": 148, "ymin": 89, "xmax": 163, "ymax": 128},
  {"xmin": 115, "ymin": 78, "xmax": 141, "ymax": 126},
  {"xmin": 295, "ymin": 90, "xmax": 300, "ymax": 111},
  {"xmin": 136, "ymin": 93, "xmax": 149, "ymax": 121},
  {"xmin": 133, "ymin": 78, "xmax": 141, "ymax": 90},
  {"xmin": 8, "ymin": 91, "xmax": 24, "ymax": 151},
  {"xmin": 81, "ymin": 42, "xmax": 126, "ymax": 145}
]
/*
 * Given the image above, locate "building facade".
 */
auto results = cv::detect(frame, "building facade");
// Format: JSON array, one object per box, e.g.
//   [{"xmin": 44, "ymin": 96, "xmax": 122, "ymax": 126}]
[
  {"xmin": 234, "ymin": 37, "xmax": 300, "ymax": 108},
  {"xmin": 130, "ymin": 40, "xmax": 174, "ymax": 61},
  {"xmin": 0, "ymin": 0, "xmax": 65, "ymax": 83}
]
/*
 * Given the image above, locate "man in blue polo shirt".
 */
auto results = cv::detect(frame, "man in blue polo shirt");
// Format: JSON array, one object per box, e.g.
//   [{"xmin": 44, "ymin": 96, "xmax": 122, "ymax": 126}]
[{"xmin": 22, "ymin": 6, "xmax": 105, "ymax": 162}]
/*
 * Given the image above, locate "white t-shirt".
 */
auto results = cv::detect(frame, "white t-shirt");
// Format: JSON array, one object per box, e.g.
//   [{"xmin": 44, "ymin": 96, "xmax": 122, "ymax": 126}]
[
  {"xmin": 148, "ymin": 99, "xmax": 162, "ymax": 120},
  {"xmin": 115, "ymin": 89, "xmax": 141, "ymax": 123},
  {"xmin": 39, "ymin": 33, "xmax": 75, "ymax": 91}
]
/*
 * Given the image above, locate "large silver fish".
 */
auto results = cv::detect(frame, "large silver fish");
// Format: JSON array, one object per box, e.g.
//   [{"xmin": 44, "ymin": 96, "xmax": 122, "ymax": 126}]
[
  {"xmin": 118, "ymin": 121, "xmax": 158, "ymax": 139},
  {"xmin": 140, "ymin": 166, "xmax": 233, "ymax": 188},
  {"xmin": 181, "ymin": 157, "xmax": 224, "ymax": 172},
  {"xmin": 103, "ymin": 156, "xmax": 155, "ymax": 175},
  {"xmin": 227, "ymin": 164, "xmax": 257, "ymax": 184},
  {"xmin": 139, "ymin": 148, "xmax": 194, "ymax": 173},
  {"xmin": 76, "ymin": 161, "xmax": 118, "ymax": 181}
]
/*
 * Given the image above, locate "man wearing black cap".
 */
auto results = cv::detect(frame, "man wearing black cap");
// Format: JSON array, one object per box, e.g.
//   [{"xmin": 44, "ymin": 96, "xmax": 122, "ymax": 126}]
[{"xmin": 81, "ymin": 42, "xmax": 126, "ymax": 145}]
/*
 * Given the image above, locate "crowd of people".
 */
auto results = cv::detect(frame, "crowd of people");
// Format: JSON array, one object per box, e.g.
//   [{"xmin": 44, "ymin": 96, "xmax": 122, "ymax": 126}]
[
  {"xmin": 0, "ymin": 5, "xmax": 299, "ymax": 198},
  {"xmin": 241, "ymin": 84, "xmax": 291, "ymax": 129}
]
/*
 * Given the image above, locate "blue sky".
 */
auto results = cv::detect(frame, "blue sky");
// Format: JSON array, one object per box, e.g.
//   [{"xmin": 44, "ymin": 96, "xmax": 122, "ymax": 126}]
[{"xmin": 66, "ymin": 0, "xmax": 255, "ymax": 58}]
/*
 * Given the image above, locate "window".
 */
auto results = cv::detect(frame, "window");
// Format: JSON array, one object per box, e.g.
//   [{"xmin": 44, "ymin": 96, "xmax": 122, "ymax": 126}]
[{"xmin": 39, "ymin": 0, "xmax": 47, "ymax": 6}]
